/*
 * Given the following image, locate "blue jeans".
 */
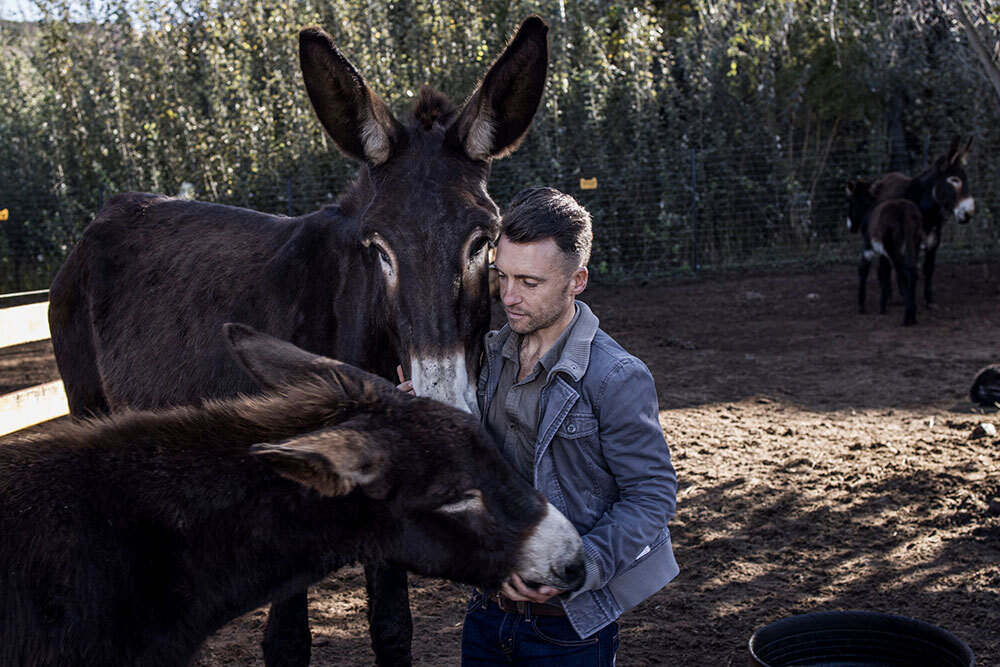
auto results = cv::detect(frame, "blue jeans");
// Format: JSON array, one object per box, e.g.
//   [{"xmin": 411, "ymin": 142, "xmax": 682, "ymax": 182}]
[{"xmin": 461, "ymin": 590, "xmax": 619, "ymax": 666}]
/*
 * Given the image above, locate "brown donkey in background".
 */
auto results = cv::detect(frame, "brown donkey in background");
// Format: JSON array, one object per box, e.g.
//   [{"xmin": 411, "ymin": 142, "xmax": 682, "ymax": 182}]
[{"xmin": 846, "ymin": 137, "xmax": 975, "ymax": 321}]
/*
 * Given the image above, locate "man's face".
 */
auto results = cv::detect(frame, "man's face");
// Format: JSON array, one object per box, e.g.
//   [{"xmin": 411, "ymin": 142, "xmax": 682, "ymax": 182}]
[{"xmin": 493, "ymin": 235, "xmax": 586, "ymax": 336}]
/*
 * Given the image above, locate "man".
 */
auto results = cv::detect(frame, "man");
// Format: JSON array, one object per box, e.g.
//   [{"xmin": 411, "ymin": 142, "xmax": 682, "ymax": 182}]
[
  {"xmin": 400, "ymin": 187, "xmax": 678, "ymax": 664},
  {"xmin": 464, "ymin": 186, "xmax": 678, "ymax": 665}
]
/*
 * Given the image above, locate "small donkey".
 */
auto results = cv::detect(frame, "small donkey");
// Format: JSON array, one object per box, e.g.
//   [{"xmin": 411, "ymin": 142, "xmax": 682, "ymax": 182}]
[
  {"xmin": 846, "ymin": 180, "xmax": 923, "ymax": 325},
  {"xmin": 0, "ymin": 324, "xmax": 584, "ymax": 667}
]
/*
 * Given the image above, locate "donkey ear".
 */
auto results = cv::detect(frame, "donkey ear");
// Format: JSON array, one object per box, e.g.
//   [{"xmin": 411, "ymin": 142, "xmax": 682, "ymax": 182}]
[
  {"xmin": 449, "ymin": 16, "xmax": 548, "ymax": 161},
  {"xmin": 846, "ymin": 180, "xmax": 868, "ymax": 195},
  {"xmin": 957, "ymin": 137, "xmax": 974, "ymax": 165},
  {"xmin": 224, "ymin": 323, "xmax": 395, "ymax": 397},
  {"xmin": 946, "ymin": 136, "xmax": 962, "ymax": 165},
  {"xmin": 225, "ymin": 323, "xmax": 334, "ymax": 390},
  {"xmin": 299, "ymin": 27, "xmax": 402, "ymax": 165},
  {"xmin": 250, "ymin": 424, "xmax": 390, "ymax": 499}
]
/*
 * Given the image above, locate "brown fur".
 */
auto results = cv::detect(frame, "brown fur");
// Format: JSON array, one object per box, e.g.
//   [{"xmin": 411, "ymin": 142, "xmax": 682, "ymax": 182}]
[
  {"xmin": 846, "ymin": 137, "xmax": 974, "ymax": 312},
  {"xmin": 0, "ymin": 327, "xmax": 561, "ymax": 667},
  {"xmin": 48, "ymin": 17, "xmax": 550, "ymax": 667}
]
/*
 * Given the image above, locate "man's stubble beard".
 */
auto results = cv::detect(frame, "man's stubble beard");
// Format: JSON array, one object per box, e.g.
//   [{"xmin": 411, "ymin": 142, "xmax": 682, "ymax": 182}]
[{"xmin": 508, "ymin": 281, "xmax": 574, "ymax": 336}]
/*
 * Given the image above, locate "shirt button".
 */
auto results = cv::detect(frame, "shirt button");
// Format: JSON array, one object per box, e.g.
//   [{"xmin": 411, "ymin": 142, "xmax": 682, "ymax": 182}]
[{"xmin": 566, "ymin": 424, "xmax": 577, "ymax": 434}]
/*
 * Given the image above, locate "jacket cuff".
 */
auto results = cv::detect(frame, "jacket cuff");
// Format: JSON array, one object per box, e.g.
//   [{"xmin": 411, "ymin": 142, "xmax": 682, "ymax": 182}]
[{"xmin": 565, "ymin": 540, "xmax": 605, "ymax": 601}]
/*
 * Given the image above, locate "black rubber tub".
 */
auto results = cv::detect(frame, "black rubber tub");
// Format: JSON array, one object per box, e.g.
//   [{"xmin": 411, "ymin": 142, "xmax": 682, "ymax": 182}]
[{"xmin": 748, "ymin": 610, "xmax": 974, "ymax": 666}]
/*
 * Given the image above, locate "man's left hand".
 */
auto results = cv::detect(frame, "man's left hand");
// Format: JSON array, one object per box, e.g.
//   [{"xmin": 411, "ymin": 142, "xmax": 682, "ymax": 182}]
[{"xmin": 500, "ymin": 573, "xmax": 565, "ymax": 603}]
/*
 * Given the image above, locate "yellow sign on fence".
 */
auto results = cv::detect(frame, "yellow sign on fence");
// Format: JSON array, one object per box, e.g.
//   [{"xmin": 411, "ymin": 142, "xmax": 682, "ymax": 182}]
[
  {"xmin": 0, "ymin": 208, "xmax": 8, "ymax": 221},
  {"xmin": 579, "ymin": 178, "xmax": 598, "ymax": 190}
]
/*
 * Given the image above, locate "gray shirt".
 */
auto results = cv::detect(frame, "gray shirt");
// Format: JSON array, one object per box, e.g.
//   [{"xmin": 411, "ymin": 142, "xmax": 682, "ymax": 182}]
[{"xmin": 485, "ymin": 304, "xmax": 582, "ymax": 483}]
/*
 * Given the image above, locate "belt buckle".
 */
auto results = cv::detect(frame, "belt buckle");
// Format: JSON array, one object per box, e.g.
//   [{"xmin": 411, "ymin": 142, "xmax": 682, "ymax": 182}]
[{"xmin": 516, "ymin": 600, "xmax": 527, "ymax": 615}]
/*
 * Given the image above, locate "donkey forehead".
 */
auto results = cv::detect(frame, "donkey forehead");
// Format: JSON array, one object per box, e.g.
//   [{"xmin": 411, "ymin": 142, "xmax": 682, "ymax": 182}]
[
  {"xmin": 360, "ymin": 197, "xmax": 499, "ymax": 248},
  {"xmin": 386, "ymin": 128, "xmax": 493, "ymax": 194},
  {"xmin": 361, "ymin": 178, "xmax": 499, "ymax": 238}
]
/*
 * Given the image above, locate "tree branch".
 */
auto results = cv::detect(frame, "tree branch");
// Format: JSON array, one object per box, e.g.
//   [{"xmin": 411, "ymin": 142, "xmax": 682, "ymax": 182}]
[{"xmin": 950, "ymin": 0, "xmax": 1000, "ymax": 104}]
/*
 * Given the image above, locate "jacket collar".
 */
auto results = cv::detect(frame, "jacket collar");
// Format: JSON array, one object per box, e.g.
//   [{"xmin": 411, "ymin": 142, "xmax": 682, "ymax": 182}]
[{"xmin": 485, "ymin": 300, "xmax": 600, "ymax": 384}]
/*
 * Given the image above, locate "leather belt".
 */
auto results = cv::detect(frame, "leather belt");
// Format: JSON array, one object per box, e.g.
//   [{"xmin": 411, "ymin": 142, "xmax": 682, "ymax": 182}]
[{"xmin": 492, "ymin": 591, "xmax": 566, "ymax": 617}]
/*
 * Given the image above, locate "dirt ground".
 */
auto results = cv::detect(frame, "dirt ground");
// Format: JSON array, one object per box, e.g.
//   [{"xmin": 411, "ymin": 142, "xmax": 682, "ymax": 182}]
[{"xmin": 2, "ymin": 260, "xmax": 999, "ymax": 665}]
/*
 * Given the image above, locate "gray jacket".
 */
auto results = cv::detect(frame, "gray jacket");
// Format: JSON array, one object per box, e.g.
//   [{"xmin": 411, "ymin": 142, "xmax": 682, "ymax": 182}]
[{"xmin": 477, "ymin": 301, "xmax": 678, "ymax": 638}]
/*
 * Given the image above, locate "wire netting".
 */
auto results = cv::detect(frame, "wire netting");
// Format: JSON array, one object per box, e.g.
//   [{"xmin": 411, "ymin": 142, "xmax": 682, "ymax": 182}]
[{"xmin": 1, "ymin": 132, "xmax": 998, "ymax": 295}]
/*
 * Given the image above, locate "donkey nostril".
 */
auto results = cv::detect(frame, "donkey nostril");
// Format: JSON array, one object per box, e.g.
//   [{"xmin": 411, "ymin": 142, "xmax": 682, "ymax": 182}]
[{"xmin": 562, "ymin": 561, "xmax": 585, "ymax": 589}]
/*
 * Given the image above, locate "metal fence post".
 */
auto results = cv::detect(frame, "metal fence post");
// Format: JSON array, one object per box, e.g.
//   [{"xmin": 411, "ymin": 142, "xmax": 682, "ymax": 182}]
[{"xmin": 691, "ymin": 148, "xmax": 699, "ymax": 271}]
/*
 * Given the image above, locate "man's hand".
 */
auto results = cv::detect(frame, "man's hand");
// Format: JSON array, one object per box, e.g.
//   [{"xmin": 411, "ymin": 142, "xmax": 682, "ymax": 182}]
[
  {"xmin": 396, "ymin": 365, "xmax": 414, "ymax": 394},
  {"xmin": 500, "ymin": 573, "xmax": 565, "ymax": 604}
]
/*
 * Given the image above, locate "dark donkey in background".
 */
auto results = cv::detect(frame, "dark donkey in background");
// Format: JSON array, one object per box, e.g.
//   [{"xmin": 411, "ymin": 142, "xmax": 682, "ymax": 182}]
[
  {"xmin": 1, "ymin": 324, "xmax": 584, "ymax": 666},
  {"xmin": 846, "ymin": 137, "xmax": 975, "ymax": 319},
  {"xmin": 48, "ymin": 16, "xmax": 549, "ymax": 667},
  {"xmin": 845, "ymin": 182, "xmax": 923, "ymax": 325}
]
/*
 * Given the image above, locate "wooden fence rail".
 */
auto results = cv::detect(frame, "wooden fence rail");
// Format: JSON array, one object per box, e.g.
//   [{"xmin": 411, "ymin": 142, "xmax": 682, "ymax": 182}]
[{"xmin": 0, "ymin": 300, "xmax": 69, "ymax": 437}]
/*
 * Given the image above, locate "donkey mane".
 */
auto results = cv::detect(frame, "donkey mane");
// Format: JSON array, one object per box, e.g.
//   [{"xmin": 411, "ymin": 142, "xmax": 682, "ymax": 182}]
[
  {"xmin": 14, "ymin": 377, "xmax": 386, "ymax": 460},
  {"xmin": 412, "ymin": 85, "xmax": 458, "ymax": 130}
]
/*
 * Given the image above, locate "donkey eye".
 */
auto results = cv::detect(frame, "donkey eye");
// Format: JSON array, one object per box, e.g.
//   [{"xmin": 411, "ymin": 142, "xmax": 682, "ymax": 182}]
[
  {"xmin": 469, "ymin": 238, "xmax": 488, "ymax": 261},
  {"xmin": 374, "ymin": 246, "xmax": 391, "ymax": 265},
  {"xmin": 435, "ymin": 489, "xmax": 484, "ymax": 515}
]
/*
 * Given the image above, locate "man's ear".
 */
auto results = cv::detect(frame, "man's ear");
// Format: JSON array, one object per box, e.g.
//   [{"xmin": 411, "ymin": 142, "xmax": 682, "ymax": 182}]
[
  {"xmin": 250, "ymin": 422, "xmax": 390, "ymax": 499},
  {"xmin": 569, "ymin": 266, "xmax": 588, "ymax": 297}
]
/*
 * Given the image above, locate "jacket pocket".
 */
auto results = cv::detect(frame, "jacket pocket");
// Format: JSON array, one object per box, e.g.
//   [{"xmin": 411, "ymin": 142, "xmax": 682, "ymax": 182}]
[
  {"xmin": 556, "ymin": 412, "xmax": 598, "ymax": 439},
  {"xmin": 529, "ymin": 616, "xmax": 599, "ymax": 646}
]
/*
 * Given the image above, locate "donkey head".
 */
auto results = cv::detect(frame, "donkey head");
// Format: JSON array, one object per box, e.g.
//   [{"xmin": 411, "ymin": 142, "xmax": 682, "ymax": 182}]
[
  {"xmin": 845, "ymin": 179, "xmax": 876, "ymax": 233},
  {"xmin": 225, "ymin": 323, "xmax": 585, "ymax": 592},
  {"xmin": 928, "ymin": 137, "xmax": 974, "ymax": 224},
  {"xmin": 299, "ymin": 17, "xmax": 549, "ymax": 415}
]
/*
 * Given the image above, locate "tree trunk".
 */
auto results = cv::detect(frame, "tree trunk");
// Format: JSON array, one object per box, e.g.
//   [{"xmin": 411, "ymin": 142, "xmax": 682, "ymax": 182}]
[{"xmin": 951, "ymin": 0, "xmax": 1000, "ymax": 105}]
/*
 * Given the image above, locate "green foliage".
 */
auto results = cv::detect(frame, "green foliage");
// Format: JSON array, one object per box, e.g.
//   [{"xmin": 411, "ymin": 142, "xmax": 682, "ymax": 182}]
[{"xmin": 1, "ymin": 0, "xmax": 998, "ymax": 290}]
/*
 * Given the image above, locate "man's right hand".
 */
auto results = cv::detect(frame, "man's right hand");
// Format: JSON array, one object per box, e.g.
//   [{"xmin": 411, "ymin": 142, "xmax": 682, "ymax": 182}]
[{"xmin": 396, "ymin": 365, "xmax": 414, "ymax": 394}]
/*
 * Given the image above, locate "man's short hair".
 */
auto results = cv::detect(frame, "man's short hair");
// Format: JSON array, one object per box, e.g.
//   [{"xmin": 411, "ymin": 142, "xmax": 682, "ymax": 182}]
[{"xmin": 501, "ymin": 187, "xmax": 593, "ymax": 272}]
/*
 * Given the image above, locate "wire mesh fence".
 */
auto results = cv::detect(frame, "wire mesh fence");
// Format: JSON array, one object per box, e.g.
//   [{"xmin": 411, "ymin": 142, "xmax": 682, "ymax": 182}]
[{"xmin": 2, "ymin": 133, "xmax": 998, "ymax": 295}]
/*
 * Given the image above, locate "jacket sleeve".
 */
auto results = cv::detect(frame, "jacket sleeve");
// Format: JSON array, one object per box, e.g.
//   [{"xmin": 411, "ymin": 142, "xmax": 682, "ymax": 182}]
[{"xmin": 566, "ymin": 358, "xmax": 676, "ymax": 597}]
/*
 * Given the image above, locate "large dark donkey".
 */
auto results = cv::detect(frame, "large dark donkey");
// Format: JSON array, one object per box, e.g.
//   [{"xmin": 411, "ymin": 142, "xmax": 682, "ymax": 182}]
[
  {"xmin": 48, "ymin": 16, "xmax": 549, "ymax": 667},
  {"xmin": 846, "ymin": 137, "xmax": 974, "ymax": 318}
]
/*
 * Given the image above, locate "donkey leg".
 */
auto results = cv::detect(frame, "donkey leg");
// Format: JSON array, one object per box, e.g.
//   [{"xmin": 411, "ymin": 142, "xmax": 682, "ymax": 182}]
[
  {"xmin": 877, "ymin": 257, "xmax": 892, "ymax": 315},
  {"xmin": 923, "ymin": 245, "xmax": 938, "ymax": 307},
  {"xmin": 857, "ymin": 255, "xmax": 871, "ymax": 313},
  {"xmin": 902, "ymin": 266, "xmax": 918, "ymax": 326},
  {"xmin": 262, "ymin": 590, "xmax": 311, "ymax": 667},
  {"xmin": 364, "ymin": 561, "xmax": 413, "ymax": 666},
  {"xmin": 894, "ymin": 270, "xmax": 906, "ymax": 304}
]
